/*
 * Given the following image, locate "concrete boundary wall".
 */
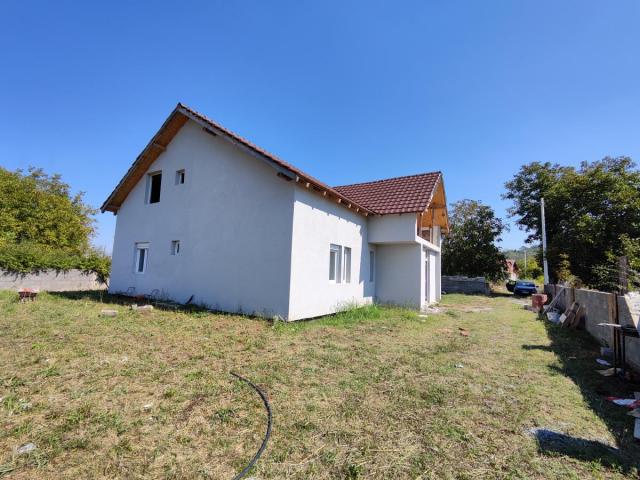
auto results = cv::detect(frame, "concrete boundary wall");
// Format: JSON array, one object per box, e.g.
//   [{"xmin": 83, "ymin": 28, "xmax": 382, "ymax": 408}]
[
  {"xmin": 545, "ymin": 285, "xmax": 640, "ymax": 372},
  {"xmin": 0, "ymin": 270, "xmax": 105, "ymax": 292},
  {"xmin": 442, "ymin": 276, "xmax": 489, "ymax": 295}
]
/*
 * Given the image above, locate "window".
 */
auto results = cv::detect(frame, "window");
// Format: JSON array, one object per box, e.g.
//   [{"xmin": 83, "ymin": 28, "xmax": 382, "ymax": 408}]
[
  {"xmin": 175, "ymin": 169, "xmax": 185, "ymax": 185},
  {"xmin": 343, "ymin": 247, "xmax": 351, "ymax": 283},
  {"xmin": 329, "ymin": 244, "xmax": 342, "ymax": 283},
  {"xmin": 135, "ymin": 243, "xmax": 149, "ymax": 274},
  {"xmin": 171, "ymin": 240, "xmax": 180, "ymax": 255},
  {"xmin": 148, "ymin": 172, "xmax": 162, "ymax": 204},
  {"xmin": 369, "ymin": 250, "xmax": 375, "ymax": 282}
]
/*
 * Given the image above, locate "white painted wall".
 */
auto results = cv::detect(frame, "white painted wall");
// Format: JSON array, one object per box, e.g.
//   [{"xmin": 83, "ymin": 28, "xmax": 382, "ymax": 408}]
[
  {"xmin": 368, "ymin": 214, "xmax": 418, "ymax": 244},
  {"xmin": 108, "ymin": 119, "xmax": 444, "ymax": 319},
  {"xmin": 288, "ymin": 187, "xmax": 374, "ymax": 320},
  {"xmin": 109, "ymin": 120, "xmax": 295, "ymax": 318},
  {"xmin": 375, "ymin": 243, "xmax": 422, "ymax": 308}
]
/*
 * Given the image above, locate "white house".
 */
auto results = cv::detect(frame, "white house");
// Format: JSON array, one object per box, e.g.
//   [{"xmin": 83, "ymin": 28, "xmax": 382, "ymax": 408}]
[{"xmin": 102, "ymin": 104, "xmax": 449, "ymax": 321}]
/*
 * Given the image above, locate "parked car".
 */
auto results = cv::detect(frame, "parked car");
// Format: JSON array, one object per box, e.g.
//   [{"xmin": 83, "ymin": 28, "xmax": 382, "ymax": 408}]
[
  {"xmin": 505, "ymin": 280, "xmax": 516, "ymax": 292},
  {"xmin": 513, "ymin": 281, "xmax": 538, "ymax": 296}
]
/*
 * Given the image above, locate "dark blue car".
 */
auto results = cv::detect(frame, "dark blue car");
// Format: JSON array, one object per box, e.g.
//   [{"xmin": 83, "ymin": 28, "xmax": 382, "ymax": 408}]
[{"xmin": 513, "ymin": 281, "xmax": 538, "ymax": 296}]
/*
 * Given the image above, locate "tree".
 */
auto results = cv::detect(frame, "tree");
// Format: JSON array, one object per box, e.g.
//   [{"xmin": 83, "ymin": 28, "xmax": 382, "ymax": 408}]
[
  {"xmin": 0, "ymin": 166, "xmax": 110, "ymax": 280},
  {"xmin": 0, "ymin": 167, "xmax": 96, "ymax": 252},
  {"xmin": 503, "ymin": 157, "xmax": 640, "ymax": 290},
  {"xmin": 442, "ymin": 200, "xmax": 508, "ymax": 282}
]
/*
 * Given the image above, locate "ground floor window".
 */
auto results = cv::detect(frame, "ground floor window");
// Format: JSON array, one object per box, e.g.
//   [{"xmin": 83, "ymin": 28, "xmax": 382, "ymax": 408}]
[
  {"xmin": 135, "ymin": 243, "xmax": 149, "ymax": 273},
  {"xmin": 343, "ymin": 247, "xmax": 351, "ymax": 283},
  {"xmin": 329, "ymin": 244, "xmax": 342, "ymax": 282}
]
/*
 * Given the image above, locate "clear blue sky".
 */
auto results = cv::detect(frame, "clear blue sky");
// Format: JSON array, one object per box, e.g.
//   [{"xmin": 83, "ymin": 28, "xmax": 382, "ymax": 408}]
[{"xmin": 1, "ymin": 1, "xmax": 639, "ymax": 253}]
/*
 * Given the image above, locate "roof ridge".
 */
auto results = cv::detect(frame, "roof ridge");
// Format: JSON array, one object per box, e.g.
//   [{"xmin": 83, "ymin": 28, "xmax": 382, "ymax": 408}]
[{"xmin": 334, "ymin": 171, "xmax": 441, "ymax": 189}]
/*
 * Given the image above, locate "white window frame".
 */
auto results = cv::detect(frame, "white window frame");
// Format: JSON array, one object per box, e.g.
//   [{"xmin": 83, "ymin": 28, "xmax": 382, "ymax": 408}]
[
  {"xmin": 329, "ymin": 244, "xmax": 342, "ymax": 283},
  {"xmin": 134, "ymin": 243, "xmax": 149, "ymax": 274},
  {"xmin": 175, "ymin": 169, "xmax": 185, "ymax": 185},
  {"xmin": 343, "ymin": 247, "xmax": 351, "ymax": 283},
  {"xmin": 369, "ymin": 250, "xmax": 375, "ymax": 283},
  {"xmin": 171, "ymin": 240, "xmax": 180, "ymax": 255}
]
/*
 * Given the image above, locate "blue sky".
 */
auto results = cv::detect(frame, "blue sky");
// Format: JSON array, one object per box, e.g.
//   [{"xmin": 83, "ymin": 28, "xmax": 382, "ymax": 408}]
[{"xmin": 1, "ymin": 1, "xmax": 639, "ymax": 253}]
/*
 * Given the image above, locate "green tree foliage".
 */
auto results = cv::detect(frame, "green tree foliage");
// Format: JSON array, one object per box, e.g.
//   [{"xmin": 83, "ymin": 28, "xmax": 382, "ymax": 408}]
[
  {"xmin": 515, "ymin": 256, "xmax": 543, "ymax": 280},
  {"xmin": 442, "ymin": 200, "xmax": 508, "ymax": 282},
  {"xmin": 0, "ymin": 167, "xmax": 110, "ymax": 281},
  {"xmin": 504, "ymin": 157, "xmax": 640, "ymax": 290}
]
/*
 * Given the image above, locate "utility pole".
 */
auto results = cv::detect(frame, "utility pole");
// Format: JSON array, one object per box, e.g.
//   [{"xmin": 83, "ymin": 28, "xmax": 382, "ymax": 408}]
[{"xmin": 541, "ymin": 198, "xmax": 549, "ymax": 285}]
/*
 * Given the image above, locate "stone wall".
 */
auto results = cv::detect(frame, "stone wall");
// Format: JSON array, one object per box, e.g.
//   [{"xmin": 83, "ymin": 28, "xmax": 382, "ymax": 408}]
[
  {"xmin": 442, "ymin": 276, "xmax": 490, "ymax": 295},
  {"xmin": 0, "ymin": 270, "xmax": 105, "ymax": 292},
  {"xmin": 545, "ymin": 285, "xmax": 640, "ymax": 372}
]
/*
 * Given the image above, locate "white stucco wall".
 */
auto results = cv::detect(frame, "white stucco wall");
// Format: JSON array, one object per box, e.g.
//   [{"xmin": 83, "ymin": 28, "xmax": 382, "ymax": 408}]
[
  {"xmin": 368, "ymin": 214, "xmax": 418, "ymax": 244},
  {"xmin": 109, "ymin": 120, "xmax": 295, "ymax": 318},
  {"xmin": 288, "ymin": 187, "xmax": 374, "ymax": 320},
  {"xmin": 426, "ymin": 249, "xmax": 438, "ymax": 303},
  {"xmin": 375, "ymin": 243, "xmax": 422, "ymax": 308}
]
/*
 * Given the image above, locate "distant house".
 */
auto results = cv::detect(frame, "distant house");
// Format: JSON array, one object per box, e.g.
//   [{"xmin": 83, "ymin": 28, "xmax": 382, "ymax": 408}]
[
  {"xmin": 102, "ymin": 104, "xmax": 449, "ymax": 320},
  {"xmin": 506, "ymin": 259, "xmax": 519, "ymax": 280}
]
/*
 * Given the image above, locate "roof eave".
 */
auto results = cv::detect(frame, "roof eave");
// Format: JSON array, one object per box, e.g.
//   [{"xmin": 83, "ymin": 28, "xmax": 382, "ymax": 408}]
[{"xmin": 101, "ymin": 104, "xmax": 374, "ymax": 217}]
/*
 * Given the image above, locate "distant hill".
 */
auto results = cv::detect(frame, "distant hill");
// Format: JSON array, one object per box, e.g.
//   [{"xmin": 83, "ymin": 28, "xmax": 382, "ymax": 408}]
[{"xmin": 502, "ymin": 245, "xmax": 541, "ymax": 261}]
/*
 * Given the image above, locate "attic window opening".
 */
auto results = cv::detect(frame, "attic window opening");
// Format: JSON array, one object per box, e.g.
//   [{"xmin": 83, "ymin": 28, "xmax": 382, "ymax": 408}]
[
  {"xmin": 175, "ymin": 169, "xmax": 185, "ymax": 185},
  {"xmin": 148, "ymin": 172, "xmax": 162, "ymax": 204}
]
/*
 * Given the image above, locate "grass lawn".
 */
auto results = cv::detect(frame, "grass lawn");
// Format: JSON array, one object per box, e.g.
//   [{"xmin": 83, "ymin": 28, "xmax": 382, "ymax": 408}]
[{"xmin": 1, "ymin": 291, "xmax": 639, "ymax": 479}]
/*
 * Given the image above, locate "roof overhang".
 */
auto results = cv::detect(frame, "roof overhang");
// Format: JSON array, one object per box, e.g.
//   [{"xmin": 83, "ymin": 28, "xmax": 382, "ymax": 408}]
[
  {"xmin": 101, "ymin": 104, "xmax": 375, "ymax": 216},
  {"xmin": 419, "ymin": 174, "xmax": 450, "ymax": 233}
]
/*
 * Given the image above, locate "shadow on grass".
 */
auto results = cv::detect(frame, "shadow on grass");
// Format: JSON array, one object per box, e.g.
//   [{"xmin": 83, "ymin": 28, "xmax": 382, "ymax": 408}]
[
  {"xmin": 529, "ymin": 428, "xmax": 624, "ymax": 468},
  {"xmin": 521, "ymin": 344, "xmax": 552, "ymax": 352},
  {"xmin": 534, "ymin": 322, "xmax": 640, "ymax": 473}
]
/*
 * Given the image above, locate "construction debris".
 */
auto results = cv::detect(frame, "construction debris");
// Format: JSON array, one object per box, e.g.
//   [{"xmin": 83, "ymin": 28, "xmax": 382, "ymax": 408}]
[
  {"xmin": 131, "ymin": 304, "xmax": 154, "ymax": 312},
  {"xmin": 605, "ymin": 397, "xmax": 640, "ymax": 408},
  {"xmin": 597, "ymin": 368, "xmax": 617, "ymax": 377},
  {"xmin": 560, "ymin": 302, "xmax": 585, "ymax": 329},
  {"xmin": 100, "ymin": 309, "xmax": 118, "ymax": 317},
  {"xmin": 458, "ymin": 328, "xmax": 469, "ymax": 337},
  {"xmin": 16, "ymin": 443, "xmax": 36, "ymax": 454},
  {"xmin": 18, "ymin": 288, "xmax": 38, "ymax": 302},
  {"xmin": 596, "ymin": 358, "xmax": 612, "ymax": 367},
  {"xmin": 546, "ymin": 310, "xmax": 561, "ymax": 323}
]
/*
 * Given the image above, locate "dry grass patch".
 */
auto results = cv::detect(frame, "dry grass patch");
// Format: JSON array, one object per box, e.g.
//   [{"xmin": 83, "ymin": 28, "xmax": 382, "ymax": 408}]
[{"xmin": 0, "ymin": 291, "xmax": 638, "ymax": 479}]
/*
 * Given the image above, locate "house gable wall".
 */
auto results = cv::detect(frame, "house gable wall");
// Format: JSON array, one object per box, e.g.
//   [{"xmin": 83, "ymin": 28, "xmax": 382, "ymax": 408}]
[{"xmin": 109, "ymin": 120, "xmax": 294, "ymax": 318}]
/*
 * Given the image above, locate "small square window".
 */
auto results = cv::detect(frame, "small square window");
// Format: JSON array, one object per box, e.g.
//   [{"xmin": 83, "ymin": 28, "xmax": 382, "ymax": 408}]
[
  {"xmin": 175, "ymin": 169, "xmax": 185, "ymax": 185},
  {"xmin": 171, "ymin": 240, "xmax": 180, "ymax": 255}
]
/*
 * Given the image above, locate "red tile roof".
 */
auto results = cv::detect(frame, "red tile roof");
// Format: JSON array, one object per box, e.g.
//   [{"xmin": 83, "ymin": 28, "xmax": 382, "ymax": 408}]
[{"xmin": 334, "ymin": 172, "xmax": 442, "ymax": 215}]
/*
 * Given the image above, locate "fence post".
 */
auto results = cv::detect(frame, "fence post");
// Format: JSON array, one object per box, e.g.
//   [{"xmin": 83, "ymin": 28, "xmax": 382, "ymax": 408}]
[{"xmin": 618, "ymin": 256, "xmax": 628, "ymax": 295}]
